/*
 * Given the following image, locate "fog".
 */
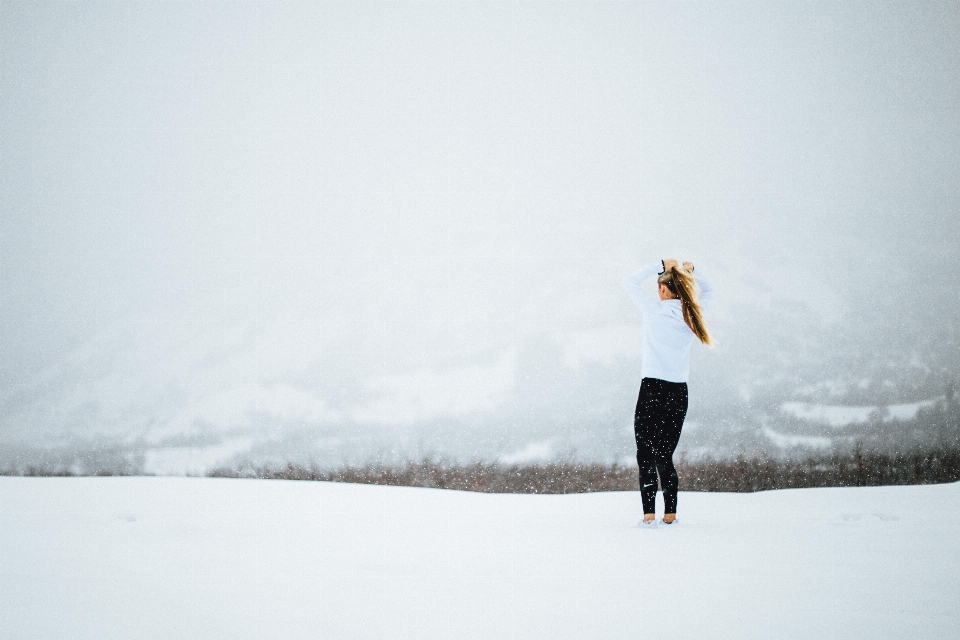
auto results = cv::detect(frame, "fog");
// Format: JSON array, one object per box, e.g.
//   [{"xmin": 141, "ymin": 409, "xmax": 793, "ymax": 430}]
[{"xmin": 2, "ymin": 1, "xmax": 959, "ymax": 472}]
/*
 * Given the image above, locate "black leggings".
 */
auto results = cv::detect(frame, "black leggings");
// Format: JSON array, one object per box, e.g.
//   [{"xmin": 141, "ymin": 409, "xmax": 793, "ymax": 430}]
[{"xmin": 634, "ymin": 377, "xmax": 688, "ymax": 515}]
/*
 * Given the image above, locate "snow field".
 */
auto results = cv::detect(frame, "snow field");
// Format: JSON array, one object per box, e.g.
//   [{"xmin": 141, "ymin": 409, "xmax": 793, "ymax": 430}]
[{"xmin": 1, "ymin": 477, "xmax": 958, "ymax": 639}]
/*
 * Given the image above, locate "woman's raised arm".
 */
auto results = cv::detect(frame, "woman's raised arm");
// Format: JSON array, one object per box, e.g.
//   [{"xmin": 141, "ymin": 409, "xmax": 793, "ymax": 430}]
[{"xmin": 622, "ymin": 262, "xmax": 662, "ymax": 314}]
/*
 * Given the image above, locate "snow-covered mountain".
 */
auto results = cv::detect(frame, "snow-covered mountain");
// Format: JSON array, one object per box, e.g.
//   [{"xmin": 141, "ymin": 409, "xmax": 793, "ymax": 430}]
[{"xmin": 3, "ymin": 273, "xmax": 957, "ymax": 474}]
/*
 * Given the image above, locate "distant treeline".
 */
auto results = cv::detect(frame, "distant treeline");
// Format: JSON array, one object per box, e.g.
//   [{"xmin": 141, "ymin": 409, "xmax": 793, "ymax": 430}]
[
  {"xmin": 5, "ymin": 447, "xmax": 959, "ymax": 492},
  {"xmin": 6, "ymin": 398, "xmax": 959, "ymax": 490},
  {"xmin": 207, "ymin": 445, "xmax": 960, "ymax": 493},
  {"xmin": 207, "ymin": 395, "xmax": 960, "ymax": 492}
]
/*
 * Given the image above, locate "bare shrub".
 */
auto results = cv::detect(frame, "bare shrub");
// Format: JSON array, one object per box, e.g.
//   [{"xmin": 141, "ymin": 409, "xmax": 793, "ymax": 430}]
[
  {"xmin": 209, "ymin": 459, "xmax": 638, "ymax": 493},
  {"xmin": 209, "ymin": 447, "xmax": 960, "ymax": 494}
]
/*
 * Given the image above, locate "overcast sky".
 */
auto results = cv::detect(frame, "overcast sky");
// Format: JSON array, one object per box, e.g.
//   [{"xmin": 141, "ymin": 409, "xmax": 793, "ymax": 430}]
[{"xmin": 2, "ymin": 1, "xmax": 959, "ymax": 456}]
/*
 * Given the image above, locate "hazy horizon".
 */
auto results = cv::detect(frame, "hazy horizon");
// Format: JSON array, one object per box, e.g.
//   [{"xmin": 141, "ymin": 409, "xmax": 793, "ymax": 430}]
[{"xmin": 3, "ymin": 1, "xmax": 959, "ymax": 472}]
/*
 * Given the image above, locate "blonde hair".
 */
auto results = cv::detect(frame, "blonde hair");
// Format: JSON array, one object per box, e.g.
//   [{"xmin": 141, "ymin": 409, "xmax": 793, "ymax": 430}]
[{"xmin": 657, "ymin": 267, "xmax": 713, "ymax": 346}]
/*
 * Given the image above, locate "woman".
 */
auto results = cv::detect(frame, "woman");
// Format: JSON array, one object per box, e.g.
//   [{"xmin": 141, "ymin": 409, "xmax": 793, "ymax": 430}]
[{"xmin": 623, "ymin": 258, "xmax": 713, "ymax": 528}]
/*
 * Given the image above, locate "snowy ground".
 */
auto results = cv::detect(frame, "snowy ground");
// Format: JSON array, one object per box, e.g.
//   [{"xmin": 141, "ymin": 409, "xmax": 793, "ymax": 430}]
[{"xmin": 2, "ymin": 478, "xmax": 958, "ymax": 639}]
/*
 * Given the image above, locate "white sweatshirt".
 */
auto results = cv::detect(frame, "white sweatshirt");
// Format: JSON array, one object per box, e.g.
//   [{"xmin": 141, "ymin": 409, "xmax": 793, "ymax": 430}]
[{"xmin": 622, "ymin": 262, "xmax": 714, "ymax": 383}]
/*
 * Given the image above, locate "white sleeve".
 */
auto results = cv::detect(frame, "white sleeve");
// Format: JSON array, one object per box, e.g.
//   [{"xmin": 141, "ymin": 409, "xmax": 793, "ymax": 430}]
[{"xmin": 622, "ymin": 262, "xmax": 662, "ymax": 315}]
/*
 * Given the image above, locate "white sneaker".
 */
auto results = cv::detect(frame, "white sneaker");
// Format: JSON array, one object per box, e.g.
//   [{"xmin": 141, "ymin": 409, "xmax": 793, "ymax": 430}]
[
  {"xmin": 660, "ymin": 518, "xmax": 679, "ymax": 526},
  {"xmin": 638, "ymin": 518, "xmax": 658, "ymax": 529}
]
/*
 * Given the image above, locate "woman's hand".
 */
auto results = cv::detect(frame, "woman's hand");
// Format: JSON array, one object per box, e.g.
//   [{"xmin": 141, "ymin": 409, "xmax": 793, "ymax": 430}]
[
  {"xmin": 663, "ymin": 258, "xmax": 679, "ymax": 270},
  {"xmin": 682, "ymin": 261, "xmax": 694, "ymax": 272}
]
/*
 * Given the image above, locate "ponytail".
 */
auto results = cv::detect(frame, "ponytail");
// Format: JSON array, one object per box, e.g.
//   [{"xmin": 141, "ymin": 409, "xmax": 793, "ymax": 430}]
[{"xmin": 658, "ymin": 267, "xmax": 713, "ymax": 347}]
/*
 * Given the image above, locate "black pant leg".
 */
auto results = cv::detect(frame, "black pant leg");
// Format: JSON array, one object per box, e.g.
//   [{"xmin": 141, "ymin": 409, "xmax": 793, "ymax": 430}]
[
  {"xmin": 656, "ymin": 383, "xmax": 687, "ymax": 514},
  {"xmin": 636, "ymin": 441, "xmax": 658, "ymax": 514},
  {"xmin": 657, "ymin": 457, "xmax": 679, "ymax": 513},
  {"xmin": 635, "ymin": 378, "xmax": 688, "ymax": 516},
  {"xmin": 635, "ymin": 379, "xmax": 666, "ymax": 514}
]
